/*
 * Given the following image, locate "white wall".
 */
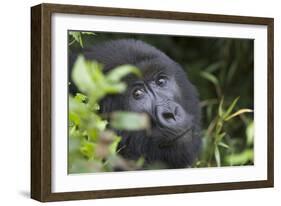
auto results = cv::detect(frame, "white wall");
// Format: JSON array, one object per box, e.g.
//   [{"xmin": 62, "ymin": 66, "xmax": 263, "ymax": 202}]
[{"xmin": 0, "ymin": 0, "xmax": 280, "ymax": 205}]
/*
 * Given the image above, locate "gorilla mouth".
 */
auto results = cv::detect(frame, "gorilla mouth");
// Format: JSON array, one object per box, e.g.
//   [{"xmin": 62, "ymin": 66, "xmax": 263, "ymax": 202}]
[{"xmin": 158, "ymin": 127, "xmax": 193, "ymax": 148}]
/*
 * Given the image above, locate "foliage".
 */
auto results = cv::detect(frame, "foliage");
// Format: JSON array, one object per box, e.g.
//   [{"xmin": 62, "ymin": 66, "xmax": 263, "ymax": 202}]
[
  {"xmin": 68, "ymin": 31, "xmax": 254, "ymax": 171},
  {"xmin": 68, "ymin": 55, "xmax": 148, "ymax": 173},
  {"xmin": 197, "ymin": 97, "xmax": 253, "ymax": 167},
  {"xmin": 192, "ymin": 40, "xmax": 254, "ymax": 167},
  {"xmin": 69, "ymin": 31, "xmax": 95, "ymax": 47}
]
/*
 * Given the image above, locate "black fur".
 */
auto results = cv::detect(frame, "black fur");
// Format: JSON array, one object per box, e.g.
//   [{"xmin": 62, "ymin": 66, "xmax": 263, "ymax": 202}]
[{"xmin": 69, "ymin": 39, "xmax": 201, "ymax": 168}]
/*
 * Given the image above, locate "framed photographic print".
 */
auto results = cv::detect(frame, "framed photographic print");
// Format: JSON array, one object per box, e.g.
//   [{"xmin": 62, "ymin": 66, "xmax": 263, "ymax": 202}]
[{"xmin": 31, "ymin": 3, "xmax": 274, "ymax": 202}]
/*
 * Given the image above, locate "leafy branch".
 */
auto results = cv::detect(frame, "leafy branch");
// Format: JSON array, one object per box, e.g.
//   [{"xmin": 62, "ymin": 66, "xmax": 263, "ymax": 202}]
[{"xmin": 69, "ymin": 56, "xmax": 149, "ymax": 173}]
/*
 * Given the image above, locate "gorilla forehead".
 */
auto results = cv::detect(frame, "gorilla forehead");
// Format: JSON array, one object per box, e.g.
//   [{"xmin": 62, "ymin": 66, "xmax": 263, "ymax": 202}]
[
  {"xmin": 136, "ymin": 57, "xmax": 182, "ymax": 80},
  {"xmin": 84, "ymin": 38, "xmax": 186, "ymax": 86},
  {"xmin": 83, "ymin": 39, "xmax": 181, "ymax": 74}
]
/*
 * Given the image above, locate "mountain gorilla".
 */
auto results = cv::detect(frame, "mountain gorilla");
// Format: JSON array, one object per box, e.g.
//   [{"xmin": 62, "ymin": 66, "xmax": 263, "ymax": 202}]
[{"xmin": 69, "ymin": 39, "xmax": 201, "ymax": 169}]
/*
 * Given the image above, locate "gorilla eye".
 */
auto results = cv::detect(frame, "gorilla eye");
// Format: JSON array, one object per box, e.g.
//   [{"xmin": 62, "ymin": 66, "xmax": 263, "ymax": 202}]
[
  {"xmin": 156, "ymin": 76, "xmax": 167, "ymax": 87},
  {"xmin": 132, "ymin": 88, "xmax": 145, "ymax": 100}
]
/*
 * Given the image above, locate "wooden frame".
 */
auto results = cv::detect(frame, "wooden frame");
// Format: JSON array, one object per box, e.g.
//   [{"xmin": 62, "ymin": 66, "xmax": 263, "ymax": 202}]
[{"xmin": 31, "ymin": 3, "xmax": 274, "ymax": 202}]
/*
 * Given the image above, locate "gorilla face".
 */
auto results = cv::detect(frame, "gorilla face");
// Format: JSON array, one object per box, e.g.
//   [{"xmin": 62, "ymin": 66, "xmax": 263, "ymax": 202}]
[
  {"xmin": 70, "ymin": 39, "xmax": 201, "ymax": 168},
  {"xmin": 125, "ymin": 61, "xmax": 195, "ymax": 148}
]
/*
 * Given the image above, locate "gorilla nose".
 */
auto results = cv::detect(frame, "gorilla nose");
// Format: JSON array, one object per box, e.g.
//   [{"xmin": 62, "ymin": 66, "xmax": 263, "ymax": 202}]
[{"xmin": 156, "ymin": 105, "xmax": 180, "ymax": 126}]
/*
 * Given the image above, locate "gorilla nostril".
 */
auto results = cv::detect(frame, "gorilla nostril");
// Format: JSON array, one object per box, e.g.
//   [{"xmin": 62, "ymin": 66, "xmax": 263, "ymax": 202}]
[{"xmin": 162, "ymin": 112, "xmax": 176, "ymax": 121}]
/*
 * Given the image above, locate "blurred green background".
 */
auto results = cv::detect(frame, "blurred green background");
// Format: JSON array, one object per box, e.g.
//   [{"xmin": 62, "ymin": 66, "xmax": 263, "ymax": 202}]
[{"xmin": 68, "ymin": 31, "xmax": 254, "ymax": 172}]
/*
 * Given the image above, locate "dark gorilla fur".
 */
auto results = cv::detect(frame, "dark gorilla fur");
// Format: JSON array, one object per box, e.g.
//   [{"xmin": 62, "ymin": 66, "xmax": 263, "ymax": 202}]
[{"xmin": 69, "ymin": 39, "xmax": 201, "ymax": 169}]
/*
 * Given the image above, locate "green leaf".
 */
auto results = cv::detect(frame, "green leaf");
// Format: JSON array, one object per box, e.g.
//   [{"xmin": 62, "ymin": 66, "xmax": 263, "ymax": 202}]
[
  {"xmin": 69, "ymin": 96, "xmax": 88, "ymax": 117},
  {"xmin": 78, "ymin": 34, "xmax": 83, "ymax": 47},
  {"xmin": 69, "ymin": 112, "xmax": 80, "ymax": 126},
  {"xmin": 206, "ymin": 104, "xmax": 213, "ymax": 121},
  {"xmin": 69, "ymin": 32, "xmax": 84, "ymax": 47},
  {"xmin": 246, "ymin": 121, "xmax": 254, "ymax": 146},
  {"xmin": 218, "ymin": 97, "xmax": 224, "ymax": 117},
  {"xmin": 80, "ymin": 141, "xmax": 96, "ymax": 159},
  {"xmin": 225, "ymin": 108, "xmax": 253, "ymax": 121},
  {"xmin": 69, "ymin": 32, "xmax": 80, "ymax": 42},
  {"xmin": 215, "ymin": 120, "xmax": 223, "ymax": 136},
  {"xmin": 110, "ymin": 111, "xmax": 150, "ymax": 130},
  {"xmin": 72, "ymin": 56, "xmax": 96, "ymax": 94},
  {"xmin": 88, "ymin": 61, "xmax": 105, "ymax": 83},
  {"xmin": 136, "ymin": 157, "xmax": 145, "ymax": 168},
  {"xmin": 81, "ymin": 32, "xmax": 95, "ymax": 36},
  {"xmin": 109, "ymin": 136, "xmax": 121, "ymax": 155},
  {"xmin": 107, "ymin": 64, "xmax": 141, "ymax": 83},
  {"xmin": 87, "ymin": 128, "xmax": 99, "ymax": 142},
  {"xmin": 69, "ymin": 136, "xmax": 80, "ymax": 153},
  {"xmin": 95, "ymin": 119, "xmax": 108, "ymax": 131},
  {"xmin": 214, "ymin": 145, "xmax": 221, "ymax": 167},
  {"xmin": 200, "ymin": 71, "xmax": 219, "ymax": 86},
  {"xmin": 223, "ymin": 97, "xmax": 240, "ymax": 119},
  {"xmin": 69, "ymin": 31, "xmax": 95, "ymax": 48},
  {"xmin": 89, "ymin": 102, "xmax": 100, "ymax": 111},
  {"xmin": 205, "ymin": 61, "xmax": 224, "ymax": 73},
  {"xmin": 68, "ymin": 158, "xmax": 103, "ymax": 173},
  {"xmin": 226, "ymin": 61, "xmax": 238, "ymax": 83},
  {"xmin": 218, "ymin": 142, "xmax": 229, "ymax": 149},
  {"xmin": 217, "ymin": 132, "xmax": 226, "ymax": 141},
  {"xmin": 103, "ymin": 82, "xmax": 127, "ymax": 94},
  {"xmin": 225, "ymin": 149, "xmax": 253, "ymax": 165},
  {"xmin": 75, "ymin": 93, "xmax": 88, "ymax": 103}
]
